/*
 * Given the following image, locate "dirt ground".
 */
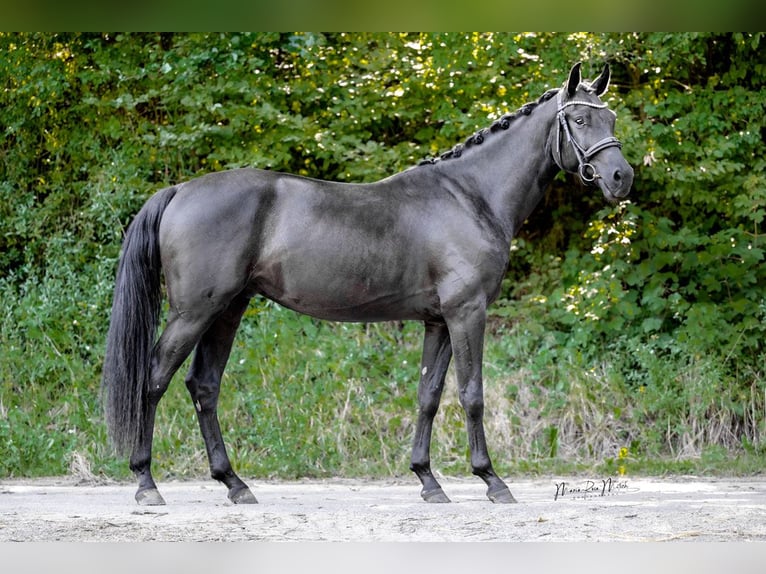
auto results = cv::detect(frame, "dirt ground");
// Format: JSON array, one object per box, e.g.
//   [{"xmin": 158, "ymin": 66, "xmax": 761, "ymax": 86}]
[{"xmin": 2, "ymin": 475, "xmax": 765, "ymax": 542}]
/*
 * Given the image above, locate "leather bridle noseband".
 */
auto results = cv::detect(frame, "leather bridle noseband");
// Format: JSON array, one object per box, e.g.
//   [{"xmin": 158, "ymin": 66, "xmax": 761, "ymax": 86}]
[{"xmin": 552, "ymin": 89, "xmax": 622, "ymax": 183}]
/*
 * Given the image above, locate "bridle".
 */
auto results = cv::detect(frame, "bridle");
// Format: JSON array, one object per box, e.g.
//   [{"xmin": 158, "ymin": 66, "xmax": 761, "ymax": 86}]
[{"xmin": 552, "ymin": 89, "xmax": 623, "ymax": 183}]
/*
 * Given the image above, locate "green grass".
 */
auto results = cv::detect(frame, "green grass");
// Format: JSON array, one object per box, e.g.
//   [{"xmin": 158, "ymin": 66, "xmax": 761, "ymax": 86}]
[{"xmin": 2, "ymin": 277, "xmax": 765, "ymax": 481}]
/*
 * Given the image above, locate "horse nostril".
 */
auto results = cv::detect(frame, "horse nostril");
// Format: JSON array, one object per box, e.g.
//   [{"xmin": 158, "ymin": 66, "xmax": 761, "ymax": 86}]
[{"xmin": 613, "ymin": 169, "xmax": 622, "ymax": 183}]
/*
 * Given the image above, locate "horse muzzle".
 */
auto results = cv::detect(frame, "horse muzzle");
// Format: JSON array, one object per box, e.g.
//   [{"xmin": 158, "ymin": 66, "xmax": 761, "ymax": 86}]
[{"xmin": 593, "ymin": 156, "xmax": 634, "ymax": 201}]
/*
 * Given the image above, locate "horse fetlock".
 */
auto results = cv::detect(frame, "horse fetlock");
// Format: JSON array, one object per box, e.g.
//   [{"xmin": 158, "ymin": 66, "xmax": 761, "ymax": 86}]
[
  {"xmin": 409, "ymin": 461, "xmax": 434, "ymax": 478},
  {"xmin": 470, "ymin": 458, "xmax": 495, "ymax": 479},
  {"xmin": 210, "ymin": 467, "xmax": 236, "ymax": 484}
]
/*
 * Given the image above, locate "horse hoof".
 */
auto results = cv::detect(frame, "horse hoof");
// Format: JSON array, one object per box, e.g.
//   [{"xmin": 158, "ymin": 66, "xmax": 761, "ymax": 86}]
[
  {"xmin": 421, "ymin": 488, "xmax": 451, "ymax": 503},
  {"xmin": 136, "ymin": 488, "xmax": 166, "ymax": 506},
  {"xmin": 229, "ymin": 487, "xmax": 258, "ymax": 504},
  {"xmin": 487, "ymin": 487, "xmax": 517, "ymax": 504}
]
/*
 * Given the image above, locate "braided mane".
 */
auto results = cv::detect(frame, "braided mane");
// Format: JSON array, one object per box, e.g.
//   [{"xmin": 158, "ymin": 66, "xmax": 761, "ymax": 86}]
[{"xmin": 418, "ymin": 88, "xmax": 560, "ymax": 165}]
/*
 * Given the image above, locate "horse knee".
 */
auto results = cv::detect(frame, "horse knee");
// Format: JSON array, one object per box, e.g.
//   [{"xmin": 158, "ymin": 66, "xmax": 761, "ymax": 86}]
[
  {"xmin": 418, "ymin": 396, "xmax": 441, "ymax": 419},
  {"xmin": 459, "ymin": 386, "xmax": 484, "ymax": 420},
  {"xmin": 418, "ymin": 377, "xmax": 445, "ymax": 417}
]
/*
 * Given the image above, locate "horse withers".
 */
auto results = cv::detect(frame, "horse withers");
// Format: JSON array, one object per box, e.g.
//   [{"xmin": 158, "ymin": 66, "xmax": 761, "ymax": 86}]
[{"xmin": 102, "ymin": 62, "xmax": 633, "ymax": 505}]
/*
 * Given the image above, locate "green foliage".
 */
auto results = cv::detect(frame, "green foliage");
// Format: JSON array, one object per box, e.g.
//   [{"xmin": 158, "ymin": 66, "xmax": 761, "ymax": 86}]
[{"xmin": 1, "ymin": 33, "xmax": 765, "ymax": 479}]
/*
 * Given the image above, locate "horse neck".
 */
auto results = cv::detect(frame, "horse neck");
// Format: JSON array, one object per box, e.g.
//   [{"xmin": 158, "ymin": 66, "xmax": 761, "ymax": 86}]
[{"xmin": 432, "ymin": 98, "xmax": 560, "ymax": 243}]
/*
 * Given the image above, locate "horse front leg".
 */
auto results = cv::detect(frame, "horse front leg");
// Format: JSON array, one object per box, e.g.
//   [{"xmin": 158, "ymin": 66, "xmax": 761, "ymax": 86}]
[
  {"xmin": 446, "ymin": 301, "xmax": 517, "ymax": 504},
  {"xmin": 410, "ymin": 322, "xmax": 453, "ymax": 502}
]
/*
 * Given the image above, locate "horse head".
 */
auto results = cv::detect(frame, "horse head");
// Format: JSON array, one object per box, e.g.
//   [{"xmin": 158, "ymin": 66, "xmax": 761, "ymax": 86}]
[{"xmin": 551, "ymin": 62, "xmax": 634, "ymax": 202}]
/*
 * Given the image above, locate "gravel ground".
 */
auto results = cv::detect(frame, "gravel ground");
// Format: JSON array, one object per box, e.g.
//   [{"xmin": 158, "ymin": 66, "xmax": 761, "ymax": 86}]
[{"xmin": 2, "ymin": 475, "xmax": 766, "ymax": 542}]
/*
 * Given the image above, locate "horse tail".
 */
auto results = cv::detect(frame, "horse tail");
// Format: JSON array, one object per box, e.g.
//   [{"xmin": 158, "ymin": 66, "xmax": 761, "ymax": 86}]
[{"xmin": 101, "ymin": 186, "xmax": 178, "ymax": 456}]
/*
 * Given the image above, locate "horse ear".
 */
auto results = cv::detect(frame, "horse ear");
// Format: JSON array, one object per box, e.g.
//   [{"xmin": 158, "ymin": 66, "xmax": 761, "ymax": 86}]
[
  {"xmin": 591, "ymin": 63, "xmax": 611, "ymax": 97},
  {"xmin": 566, "ymin": 62, "xmax": 582, "ymax": 97}
]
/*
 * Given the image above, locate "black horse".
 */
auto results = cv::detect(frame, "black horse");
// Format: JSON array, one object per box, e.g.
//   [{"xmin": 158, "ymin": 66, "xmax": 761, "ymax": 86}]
[{"xmin": 102, "ymin": 62, "xmax": 633, "ymax": 505}]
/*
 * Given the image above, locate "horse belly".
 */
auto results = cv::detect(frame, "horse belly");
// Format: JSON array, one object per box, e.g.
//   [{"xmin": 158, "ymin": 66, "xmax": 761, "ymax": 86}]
[{"xmin": 254, "ymin": 252, "xmax": 438, "ymax": 323}]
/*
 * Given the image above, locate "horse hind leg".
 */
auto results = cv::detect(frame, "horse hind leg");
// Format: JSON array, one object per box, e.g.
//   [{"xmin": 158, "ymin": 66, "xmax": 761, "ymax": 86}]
[
  {"xmin": 131, "ymin": 312, "xmax": 210, "ymax": 505},
  {"xmin": 410, "ymin": 322, "xmax": 453, "ymax": 503},
  {"xmin": 184, "ymin": 293, "xmax": 256, "ymax": 504}
]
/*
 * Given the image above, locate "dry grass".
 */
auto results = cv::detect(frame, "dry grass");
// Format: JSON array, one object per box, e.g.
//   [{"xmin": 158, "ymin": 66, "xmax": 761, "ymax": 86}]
[
  {"xmin": 82, "ymin": 323, "xmax": 766, "ymax": 482},
  {"xmin": 428, "ymin": 365, "xmax": 629, "ymax": 467}
]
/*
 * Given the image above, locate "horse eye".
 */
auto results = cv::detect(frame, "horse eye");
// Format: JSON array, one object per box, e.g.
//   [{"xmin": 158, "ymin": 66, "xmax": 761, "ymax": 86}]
[{"xmin": 574, "ymin": 116, "xmax": 585, "ymax": 126}]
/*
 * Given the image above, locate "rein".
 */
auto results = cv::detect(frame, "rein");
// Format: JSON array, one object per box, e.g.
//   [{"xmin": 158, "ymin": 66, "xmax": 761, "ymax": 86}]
[{"xmin": 552, "ymin": 90, "xmax": 622, "ymax": 183}]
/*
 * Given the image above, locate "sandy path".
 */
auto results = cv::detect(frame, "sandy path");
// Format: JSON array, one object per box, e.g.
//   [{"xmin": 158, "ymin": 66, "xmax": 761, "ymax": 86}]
[{"xmin": 2, "ymin": 475, "xmax": 765, "ymax": 542}]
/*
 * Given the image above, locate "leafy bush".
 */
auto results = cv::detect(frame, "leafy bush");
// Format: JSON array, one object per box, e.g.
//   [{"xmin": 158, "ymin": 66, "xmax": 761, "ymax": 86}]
[{"xmin": 1, "ymin": 32, "xmax": 765, "ymax": 479}]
